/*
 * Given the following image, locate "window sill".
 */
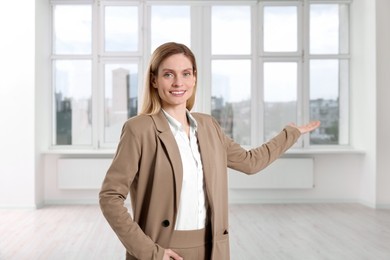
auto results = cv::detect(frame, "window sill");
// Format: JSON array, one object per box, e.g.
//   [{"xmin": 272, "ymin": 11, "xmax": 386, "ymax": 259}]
[
  {"xmin": 286, "ymin": 146, "xmax": 365, "ymax": 155},
  {"xmin": 43, "ymin": 148, "xmax": 116, "ymax": 156},
  {"xmin": 43, "ymin": 146, "xmax": 365, "ymax": 156}
]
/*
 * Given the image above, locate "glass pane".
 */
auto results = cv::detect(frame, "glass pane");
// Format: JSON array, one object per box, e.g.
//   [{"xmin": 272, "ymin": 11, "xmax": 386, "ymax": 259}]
[
  {"xmin": 105, "ymin": 6, "xmax": 138, "ymax": 52},
  {"xmin": 104, "ymin": 63, "xmax": 138, "ymax": 143},
  {"xmin": 53, "ymin": 5, "xmax": 91, "ymax": 55},
  {"xmin": 212, "ymin": 60, "xmax": 251, "ymax": 145},
  {"xmin": 263, "ymin": 6, "xmax": 297, "ymax": 52},
  {"xmin": 212, "ymin": 6, "xmax": 251, "ymax": 55},
  {"xmin": 151, "ymin": 6, "xmax": 190, "ymax": 52},
  {"xmin": 264, "ymin": 62, "xmax": 297, "ymax": 141},
  {"xmin": 54, "ymin": 60, "xmax": 92, "ymax": 145},
  {"xmin": 310, "ymin": 60, "xmax": 340, "ymax": 145},
  {"xmin": 310, "ymin": 4, "xmax": 349, "ymax": 54}
]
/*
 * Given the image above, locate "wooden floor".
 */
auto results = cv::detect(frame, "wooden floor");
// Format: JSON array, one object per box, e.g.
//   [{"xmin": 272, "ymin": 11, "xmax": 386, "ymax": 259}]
[{"xmin": 1, "ymin": 204, "xmax": 390, "ymax": 260}]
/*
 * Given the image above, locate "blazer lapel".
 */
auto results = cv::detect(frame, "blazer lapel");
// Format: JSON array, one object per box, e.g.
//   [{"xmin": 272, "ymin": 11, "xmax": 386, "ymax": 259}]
[
  {"xmin": 194, "ymin": 120, "xmax": 215, "ymax": 214},
  {"xmin": 151, "ymin": 111, "xmax": 183, "ymax": 214}
]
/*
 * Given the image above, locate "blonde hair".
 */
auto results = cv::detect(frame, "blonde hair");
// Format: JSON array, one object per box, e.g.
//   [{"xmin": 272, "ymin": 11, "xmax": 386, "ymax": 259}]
[{"xmin": 140, "ymin": 42, "xmax": 198, "ymax": 115}]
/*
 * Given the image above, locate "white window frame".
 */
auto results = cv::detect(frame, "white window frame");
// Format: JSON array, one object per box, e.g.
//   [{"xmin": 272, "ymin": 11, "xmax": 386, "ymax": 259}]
[
  {"xmin": 49, "ymin": 0, "xmax": 352, "ymax": 150},
  {"xmin": 258, "ymin": 1, "xmax": 304, "ymax": 147},
  {"xmin": 51, "ymin": 1, "xmax": 95, "ymax": 149},
  {"xmin": 97, "ymin": 1, "xmax": 145, "ymax": 148},
  {"xmin": 305, "ymin": 0, "xmax": 351, "ymax": 147}
]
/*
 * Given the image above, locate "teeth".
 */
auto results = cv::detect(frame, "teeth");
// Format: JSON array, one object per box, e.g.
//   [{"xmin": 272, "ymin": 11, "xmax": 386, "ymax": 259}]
[{"xmin": 171, "ymin": 91, "xmax": 185, "ymax": 95}]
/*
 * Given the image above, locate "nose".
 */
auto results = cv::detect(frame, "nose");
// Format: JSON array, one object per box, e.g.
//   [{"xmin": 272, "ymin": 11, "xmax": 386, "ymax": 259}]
[{"xmin": 172, "ymin": 75, "xmax": 184, "ymax": 87}]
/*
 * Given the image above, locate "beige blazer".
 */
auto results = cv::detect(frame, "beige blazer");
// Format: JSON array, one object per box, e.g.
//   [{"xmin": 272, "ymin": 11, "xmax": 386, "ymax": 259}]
[{"xmin": 99, "ymin": 111, "xmax": 301, "ymax": 260}]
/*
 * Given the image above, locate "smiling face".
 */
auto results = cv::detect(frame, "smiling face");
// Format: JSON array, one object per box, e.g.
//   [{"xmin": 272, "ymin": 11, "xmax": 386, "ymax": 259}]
[{"xmin": 152, "ymin": 53, "xmax": 196, "ymax": 111}]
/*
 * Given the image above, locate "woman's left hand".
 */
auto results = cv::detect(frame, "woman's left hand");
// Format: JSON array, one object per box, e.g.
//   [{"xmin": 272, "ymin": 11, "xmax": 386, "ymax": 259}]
[{"xmin": 289, "ymin": 121, "xmax": 321, "ymax": 134}]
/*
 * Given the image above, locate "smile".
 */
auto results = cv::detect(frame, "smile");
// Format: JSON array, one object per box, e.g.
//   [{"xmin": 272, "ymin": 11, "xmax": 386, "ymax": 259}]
[{"xmin": 169, "ymin": 90, "xmax": 186, "ymax": 96}]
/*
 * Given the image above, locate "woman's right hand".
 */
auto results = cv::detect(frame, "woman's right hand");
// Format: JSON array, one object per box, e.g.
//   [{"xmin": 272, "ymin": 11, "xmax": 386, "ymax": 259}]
[{"xmin": 163, "ymin": 249, "xmax": 183, "ymax": 260}]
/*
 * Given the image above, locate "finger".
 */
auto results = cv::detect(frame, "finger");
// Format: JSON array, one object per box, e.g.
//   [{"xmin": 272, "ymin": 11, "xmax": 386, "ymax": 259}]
[
  {"xmin": 166, "ymin": 249, "xmax": 183, "ymax": 260},
  {"xmin": 301, "ymin": 121, "xmax": 321, "ymax": 134},
  {"xmin": 308, "ymin": 120, "xmax": 321, "ymax": 129}
]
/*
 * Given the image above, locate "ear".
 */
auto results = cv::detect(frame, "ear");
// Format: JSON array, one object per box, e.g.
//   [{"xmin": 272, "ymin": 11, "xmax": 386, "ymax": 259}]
[{"xmin": 151, "ymin": 74, "xmax": 158, "ymax": 88}]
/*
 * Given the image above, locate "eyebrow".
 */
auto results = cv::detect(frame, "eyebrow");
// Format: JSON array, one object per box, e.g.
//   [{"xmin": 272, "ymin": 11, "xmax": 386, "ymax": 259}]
[{"xmin": 160, "ymin": 67, "xmax": 193, "ymax": 72}]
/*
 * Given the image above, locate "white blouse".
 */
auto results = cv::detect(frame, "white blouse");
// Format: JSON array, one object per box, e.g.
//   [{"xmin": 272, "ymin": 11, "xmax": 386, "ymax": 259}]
[{"xmin": 162, "ymin": 110, "xmax": 208, "ymax": 230}]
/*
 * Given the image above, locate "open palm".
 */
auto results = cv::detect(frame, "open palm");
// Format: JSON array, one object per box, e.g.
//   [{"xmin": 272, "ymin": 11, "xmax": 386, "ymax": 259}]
[{"xmin": 289, "ymin": 121, "xmax": 321, "ymax": 134}]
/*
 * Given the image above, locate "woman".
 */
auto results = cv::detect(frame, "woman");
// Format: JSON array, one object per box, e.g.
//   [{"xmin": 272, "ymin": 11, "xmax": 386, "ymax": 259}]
[{"xmin": 99, "ymin": 42, "xmax": 320, "ymax": 260}]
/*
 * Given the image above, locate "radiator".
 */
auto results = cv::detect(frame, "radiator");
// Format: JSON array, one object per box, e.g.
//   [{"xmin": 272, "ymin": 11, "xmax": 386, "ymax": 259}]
[
  {"xmin": 228, "ymin": 158, "xmax": 314, "ymax": 189},
  {"xmin": 57, "ymin": 158, "xmax": 112, "ymax": 189}
]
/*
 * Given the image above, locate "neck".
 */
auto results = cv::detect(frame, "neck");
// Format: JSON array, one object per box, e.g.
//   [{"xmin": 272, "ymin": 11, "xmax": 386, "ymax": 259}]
[
  {"xmin": 164, "ymin": 108, "xmax": 190, "ymax": 133},
  {"xmin": 163, "ymin": 107, "xmax": 188, "ymax": 127}
]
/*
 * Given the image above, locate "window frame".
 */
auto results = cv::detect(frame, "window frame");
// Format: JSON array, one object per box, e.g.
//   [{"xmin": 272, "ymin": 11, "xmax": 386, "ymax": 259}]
[
  {"xmin": 49, "ymin": 0, "xmax": 352, "ymax": 151},
  {"xmin": 258, "ymin": 1, "xmax": 304, "ymax": 147},
  {"xmin": 305, "ymin": 0, "xmax": 351, "ymax": 147},
  {"xmin": 51, "ymin": 1, "xmax": 95, "ymax": 148}
]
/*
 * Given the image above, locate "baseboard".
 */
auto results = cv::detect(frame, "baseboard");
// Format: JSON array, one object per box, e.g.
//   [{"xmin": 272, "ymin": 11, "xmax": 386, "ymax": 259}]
[
  {"xmin": 228, "ymin": 198, "xmax": 359, "ymax": 204},
  {"xmin": 374, "ymin": 203, "xmax": 390, "ymax": 209},
  {"xmin": 44, "ymin": 199, "xmax": 99, "ymax": 205},
  {"xmin": 0, "ymin": 203, "xmax": 38, "ymax": 209},
  {"xmin": 358, "ymin": 200, "xmax": 376, "ymax": 208},
  {"xmin": 4, "ymin": 199, "xmax": 386, "ymax": 208}
]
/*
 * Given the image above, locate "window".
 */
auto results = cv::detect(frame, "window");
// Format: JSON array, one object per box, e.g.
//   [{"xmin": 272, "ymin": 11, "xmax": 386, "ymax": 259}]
[
  {"xmin": 263, "ymin": 5, "xmax": 298, "ymax": 52},
  {"xmin": 151, "ymin": 5, "xmax": 191, "ymax": 52},
  {"xmin": 50, "ymin": 0, "xmax": 351, "ymax": 149},
  {"xmin": 103, "ymin": 62, "xmax": 138, "ymax": 144},
  {"xmin": 263, "ymin": 62, "xmax": 298, "ymax": 142},
  {"xmin": 211, "ymin": 6, "xmax": 251, "ymax": 145},
  {"xmin": 104, "ymin": 6, "xmax": 139, "ymax": 52},
  {"xmin": 53, "ymin": 5, "xmax": 92, "ymax": 146},
  {"xmin": 100, "ymin": 3, "xmax": 141, "ymax": 146},
  {"xmin": 260, "ymin": 1, "xmax": 350, "ymax": 145},
  {"xmin": 309, "ymin": 3, "xmax": 350, "ymax": 145}
]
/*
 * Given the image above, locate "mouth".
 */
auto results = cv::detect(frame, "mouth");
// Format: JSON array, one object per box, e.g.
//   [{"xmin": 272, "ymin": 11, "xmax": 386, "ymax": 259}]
[{"xmin": 169, "ymin": 90, "xmax": 186, "ymax": 96}]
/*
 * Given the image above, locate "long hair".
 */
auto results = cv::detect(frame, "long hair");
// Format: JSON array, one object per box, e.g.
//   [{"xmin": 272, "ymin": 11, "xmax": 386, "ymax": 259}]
[{"xmin": 140, "ymin": 42, "xmax": 198, "ymax": 115}]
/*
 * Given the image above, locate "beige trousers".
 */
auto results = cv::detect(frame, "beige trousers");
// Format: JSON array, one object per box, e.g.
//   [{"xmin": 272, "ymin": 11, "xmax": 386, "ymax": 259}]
[{"xmin": 169, "ymin": 226, "xmax": 212, "ymax": 260}]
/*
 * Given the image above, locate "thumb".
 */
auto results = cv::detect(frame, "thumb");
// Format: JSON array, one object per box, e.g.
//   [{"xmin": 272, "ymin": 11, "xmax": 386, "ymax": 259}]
[{"xmin": 164, "ymin": 249, "xmax": 183, "ymax": 260}]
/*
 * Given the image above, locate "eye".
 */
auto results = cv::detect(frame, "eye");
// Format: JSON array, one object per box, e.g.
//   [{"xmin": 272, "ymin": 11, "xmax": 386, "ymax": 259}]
[
  {"xmin": 183, "ymin": 72, "xmax": 192, "ymax": 77},
  {"xmin": 163, "ymin": 72, "xmax": 174, "ymax": 78}
]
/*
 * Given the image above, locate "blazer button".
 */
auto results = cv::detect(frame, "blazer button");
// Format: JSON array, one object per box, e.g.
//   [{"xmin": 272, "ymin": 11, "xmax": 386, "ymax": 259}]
[{"xmin": 162, "ymin": 220, "xmax": 170, "ymax": 227}]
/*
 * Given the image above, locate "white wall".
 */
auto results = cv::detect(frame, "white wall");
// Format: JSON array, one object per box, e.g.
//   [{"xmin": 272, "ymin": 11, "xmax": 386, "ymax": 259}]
[
  {"xmin": 376, "ymin": 0, "xmax": 390, "ymax": 207},
  {"xmin": 1, "ymin": 0, "xmax": 389, "ymax": 208},
  {"xmin": 35, "ymin": 0, "xmax": 52, "ymax": 208},
  {"xmin": 348, "ymin": 0, "xmax": 390, "ymax": 208},
  {"xmin": 0, "ymin": 1, "xmax": 37, "ymax": 207},
  {"xmin": 350, "ymin": 0, "xmax": 377, "ymax": 207}
]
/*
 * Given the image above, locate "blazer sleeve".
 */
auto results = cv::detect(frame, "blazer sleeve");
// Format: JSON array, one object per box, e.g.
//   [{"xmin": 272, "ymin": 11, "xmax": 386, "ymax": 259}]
[
  {"xmin": 220, "ymin": 120, "xmax": 301, "ymax": 174},
  {"xmin": 99, "ymin": 121, "xmax": 164, "ymax": 260}
]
